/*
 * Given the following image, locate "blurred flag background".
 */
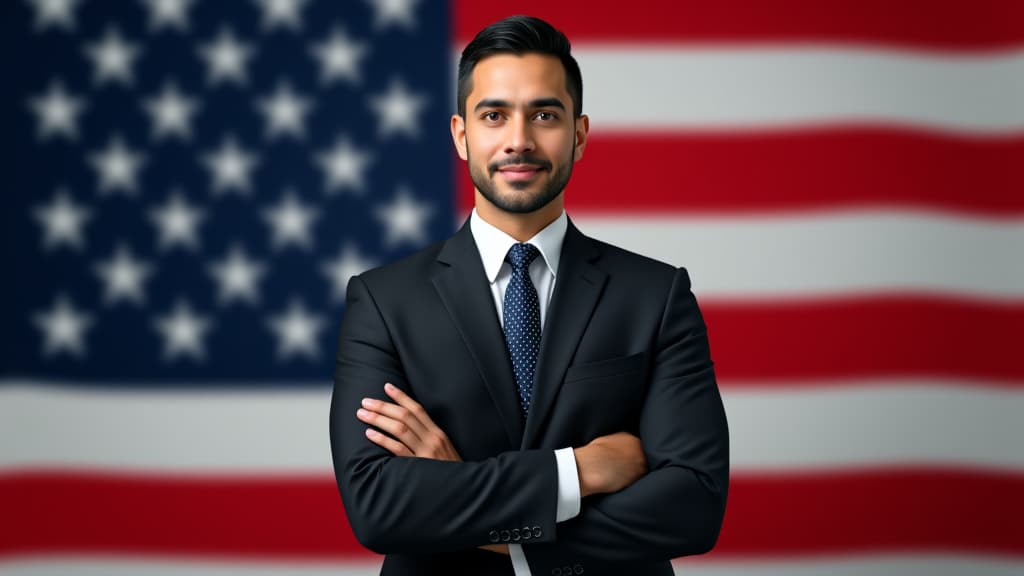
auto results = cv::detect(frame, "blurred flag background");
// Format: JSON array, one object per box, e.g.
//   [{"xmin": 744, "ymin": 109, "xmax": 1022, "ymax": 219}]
[{"xmin": 2, "ymin": 1, "xmax": 1022, "ymax": 574}]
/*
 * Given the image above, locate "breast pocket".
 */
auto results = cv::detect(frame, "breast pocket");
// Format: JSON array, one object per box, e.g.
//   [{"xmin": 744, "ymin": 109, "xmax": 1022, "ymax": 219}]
[
  {"xmin": 556, "ymin": 352, "xmax": 648, "ymax": 443},
  {"xmin": 565, "ymin": 352, "xmax": 646, "ymax": 383}
]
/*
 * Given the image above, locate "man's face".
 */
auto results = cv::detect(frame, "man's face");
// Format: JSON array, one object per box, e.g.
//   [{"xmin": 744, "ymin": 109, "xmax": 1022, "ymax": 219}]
[{"xmin": 452, "ymin": 54, "xmax": 588, "ymax": 214}]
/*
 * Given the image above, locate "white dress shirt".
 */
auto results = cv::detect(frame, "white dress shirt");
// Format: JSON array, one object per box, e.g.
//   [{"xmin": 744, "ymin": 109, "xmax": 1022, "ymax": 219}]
[{"xmin": 469, "ymin": 208, "xmax": 581, "ymax": 575}]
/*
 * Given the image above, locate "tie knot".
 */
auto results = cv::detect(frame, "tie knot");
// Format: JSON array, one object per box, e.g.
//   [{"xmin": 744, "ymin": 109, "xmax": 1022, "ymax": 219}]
[{"xmin": 506, "ymin": 243, "xmax": 540, "ymax": 272}]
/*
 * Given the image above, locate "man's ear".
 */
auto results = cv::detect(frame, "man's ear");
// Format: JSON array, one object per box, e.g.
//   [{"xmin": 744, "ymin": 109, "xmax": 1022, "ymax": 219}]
[
  {"xmin": 573, "ymin": 114, "xmax": 590, "ymax": 161},
  {"xmin": 451, "ymin": 114, "xmax": 468, "ymax": 160}
]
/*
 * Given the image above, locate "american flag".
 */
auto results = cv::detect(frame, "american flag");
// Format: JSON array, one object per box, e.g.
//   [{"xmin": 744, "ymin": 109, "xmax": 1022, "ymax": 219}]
[{"xmin": 3, "ymin": 0, "xmax": 1022, "ymax": 574}]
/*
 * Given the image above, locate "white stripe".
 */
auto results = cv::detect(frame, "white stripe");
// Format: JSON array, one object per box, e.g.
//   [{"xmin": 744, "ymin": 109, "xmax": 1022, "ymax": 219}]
[
  {"xmin": 572, "ymin": 47, "xmax": 1024, "ymax": 133},
  {"xmin": 0, "ymin": 384, "xmax": 331, "ymax": 472},
  {"xmin": 571, "ymin": 211, "xmax": 1024, "ymax": 299},
  {"xmin": 2, "ymin": 556, "xmax": 1023, "ymax": 576},
  {"xmin": 724, "ymin": 382, "xmax": 1024, "ymax": 472},
  {"xmin": 2, "ymin": 380, "xmax": 1022, "ymax": 472}
]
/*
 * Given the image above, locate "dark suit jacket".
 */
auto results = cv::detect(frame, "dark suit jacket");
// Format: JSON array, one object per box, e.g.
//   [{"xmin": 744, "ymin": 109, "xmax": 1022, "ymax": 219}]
[{"xmin": 330, "ymin": 217, "xmax": 729, "ymax": 575}]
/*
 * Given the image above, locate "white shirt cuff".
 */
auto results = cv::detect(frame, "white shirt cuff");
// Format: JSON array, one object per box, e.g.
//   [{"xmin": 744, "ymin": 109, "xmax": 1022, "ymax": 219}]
[
  {"xmin": 554, "ymin": 447, "xmax": 581, "ymax": 522},
  {"xmin": 509, "ymin": 543, "xmax": 530, "ymax": 575}
]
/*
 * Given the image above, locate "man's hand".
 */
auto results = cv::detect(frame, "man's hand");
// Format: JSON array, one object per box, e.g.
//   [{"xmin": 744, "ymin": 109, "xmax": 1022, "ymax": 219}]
[
  {"xmin": 478, "ymin": 544, "xmax": 511, "ymax": 555},
  {"xmin": 574, "ymin": 432, "xmax": 647, "ymax": 498},
  {"xmin": 356, "ymin": 384, "xmax": 510, "ymax": 555},
  {"xmin": 356, "ymin": 383, "xmax": 462, "ymax": 461}
]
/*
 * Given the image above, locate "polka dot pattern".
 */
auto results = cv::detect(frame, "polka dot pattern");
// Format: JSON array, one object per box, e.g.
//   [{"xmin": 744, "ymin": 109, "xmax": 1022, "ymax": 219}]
[{"xmin": 503, "ymin": 243, "xmax": 542, "ymax": 417}]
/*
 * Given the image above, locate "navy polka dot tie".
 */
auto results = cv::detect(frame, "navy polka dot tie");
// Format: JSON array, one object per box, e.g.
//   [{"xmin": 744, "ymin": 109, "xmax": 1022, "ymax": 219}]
[{"xmin": 503, "ymin": 243, "xmax": 542, "ymax": 417}]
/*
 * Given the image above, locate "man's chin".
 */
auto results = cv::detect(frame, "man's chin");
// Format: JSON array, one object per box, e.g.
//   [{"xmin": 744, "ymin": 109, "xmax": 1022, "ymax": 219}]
[
  {"xmin": 491, "ymin": 189, "xmax": 561, "ymax": 214},
  {"xmin": 472, "ymin": 170, "xmax": 565, "ymax": 214}
]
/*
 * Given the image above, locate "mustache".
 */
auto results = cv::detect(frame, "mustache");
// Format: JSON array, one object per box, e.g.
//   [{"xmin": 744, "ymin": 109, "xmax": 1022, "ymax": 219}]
[{"xmin": 488, "ymin": 156, "xmax": 552, "ymax": 174}]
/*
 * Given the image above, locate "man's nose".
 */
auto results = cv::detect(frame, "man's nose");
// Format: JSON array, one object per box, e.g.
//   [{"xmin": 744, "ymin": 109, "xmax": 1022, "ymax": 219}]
[{"xmin": 503, "ymin": 115, "xmax": 535, "ymax": 155}]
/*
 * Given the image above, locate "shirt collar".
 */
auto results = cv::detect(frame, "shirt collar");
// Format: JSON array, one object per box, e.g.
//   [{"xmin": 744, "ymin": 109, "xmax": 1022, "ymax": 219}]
[{"xmin": 470, "ymin": 208, "xmax": 567, "ymax": 284}]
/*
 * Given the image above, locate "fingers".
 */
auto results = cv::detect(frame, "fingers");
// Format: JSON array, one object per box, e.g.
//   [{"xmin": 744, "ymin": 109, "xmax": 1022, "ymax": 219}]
[
  {"xmin": 384, "ymin": 382, "xmax": 436, "ymax": 432},
  {"xmin": 357, "ymin": 406, "xmax": 425, "ymax": 449},
  {"xmin": 356, "ymin": 383, "xmax": 436, "ymax": 455},
  {"xmin": 365, "ymin": 428, "xmax": 413, "ymax": 457},
  {"xmin": 356, "ymin": 383, "xmax": 461, "ymax": 461},
  {"xmin": 358, "ymin": 398, "xmax": 429, "ymax": 442}
]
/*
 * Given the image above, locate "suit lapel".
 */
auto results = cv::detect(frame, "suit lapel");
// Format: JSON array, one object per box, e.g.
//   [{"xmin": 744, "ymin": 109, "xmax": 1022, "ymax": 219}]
[
  {"xmin": 432, "ymin": 220, "xmax": 524, "ymax": 447},
  {"xmin": 522, "ymin": 219, "xmax": 607, "ymax": 449}
]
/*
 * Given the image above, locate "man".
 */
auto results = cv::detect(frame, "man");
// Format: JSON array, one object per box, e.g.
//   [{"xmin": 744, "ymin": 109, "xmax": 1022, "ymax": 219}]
[{"xmin": 330, "ymin": 15, "xmax": 729, "ymax": 576}]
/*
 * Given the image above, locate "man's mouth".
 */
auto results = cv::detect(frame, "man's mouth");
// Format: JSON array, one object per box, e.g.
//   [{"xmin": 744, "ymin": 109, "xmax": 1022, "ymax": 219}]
[{"xmin": 497, "ymin": 164, "xmax": 545, "ymax": 181}]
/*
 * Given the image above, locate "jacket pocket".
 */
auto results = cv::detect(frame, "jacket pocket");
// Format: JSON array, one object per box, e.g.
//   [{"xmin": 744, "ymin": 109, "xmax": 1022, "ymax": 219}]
[{"xmin": 565, "ymin": 352, "xmax": 645, "ymax": 383}]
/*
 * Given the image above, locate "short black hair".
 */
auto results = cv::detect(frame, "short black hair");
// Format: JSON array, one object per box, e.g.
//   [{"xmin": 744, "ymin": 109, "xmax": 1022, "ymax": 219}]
[{"xmin": 457, "ymin": 15, "xmax": 583, "ymax": 118}]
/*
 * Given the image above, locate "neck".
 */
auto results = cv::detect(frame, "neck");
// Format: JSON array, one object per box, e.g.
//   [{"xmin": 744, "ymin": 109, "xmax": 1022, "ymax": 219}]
[{"xmin": 474, "ymin": 191, "xmax": 564, "ymax": 242}]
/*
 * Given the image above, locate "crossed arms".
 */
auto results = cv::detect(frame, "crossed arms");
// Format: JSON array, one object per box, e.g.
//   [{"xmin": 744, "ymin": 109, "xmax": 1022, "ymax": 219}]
[
  {"xmin": 330, "ymin": 269, "xmax": 729, "ymax": 566},
  {"xmin": 356, "ymin": 382, "xmax": 648, "ymax": 555}
]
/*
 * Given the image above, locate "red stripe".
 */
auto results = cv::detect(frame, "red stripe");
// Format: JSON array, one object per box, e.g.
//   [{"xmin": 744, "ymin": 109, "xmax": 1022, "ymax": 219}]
[
  {"xmin": 1, "ymin": 468, "xmax": 1021, "ymax": 558},
  {"xmin": 703, "ymin": 296, "xmax": 1024, "ymax": 383},
  {"xmin": 716, "ymin": 468, "xmax": 1024, "ymax": 557},
  {"xmin": 454, "ymin": 0, "xmax": 1024, "ymax": 50},
  {"xmin": 0, "ymin": 471, "xmax": 362, "ymax": 559},
  {"xmin": 457, "ymin": 129, "xmax": 1024, "ymax": 216}
]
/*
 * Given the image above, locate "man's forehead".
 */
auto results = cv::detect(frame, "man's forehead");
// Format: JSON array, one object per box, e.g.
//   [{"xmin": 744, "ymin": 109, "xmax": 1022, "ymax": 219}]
[{"xmin": 468, "ymin": 53, "xmax": 568, "ymax": 100}]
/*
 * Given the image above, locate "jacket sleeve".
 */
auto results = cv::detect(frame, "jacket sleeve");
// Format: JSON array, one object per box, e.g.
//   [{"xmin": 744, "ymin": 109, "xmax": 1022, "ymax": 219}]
[
  {"xmin": 330, "ymin": 275, "xmax": 560, "ymax": 554},
  {"xmin": 524, "ymin": 267, "xmax": 730, "ymax": 571}
]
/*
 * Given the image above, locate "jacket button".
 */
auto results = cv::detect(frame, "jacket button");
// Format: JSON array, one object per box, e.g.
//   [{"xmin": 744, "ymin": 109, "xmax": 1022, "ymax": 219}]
[
  {"xmin": 488, "ymin": 530, "xmax": 499, "ymax": 543},
  {"xmin": 511, "ymin": 528, "xmax": 521, "ymax": 542},
  {"xmin": 521, "ymin": 526, "xmax": 532, "ymax": 540},
  {"xmin": 532, "ymin": 525, "xmax": 543, "ymax": 538},
  {"xmin": 500, "ymin": 529, "xmax": 511, "ymax": 542},
  {"xmin": 574, "ymin": 563, "xmax": 584, "ymax": 574}
]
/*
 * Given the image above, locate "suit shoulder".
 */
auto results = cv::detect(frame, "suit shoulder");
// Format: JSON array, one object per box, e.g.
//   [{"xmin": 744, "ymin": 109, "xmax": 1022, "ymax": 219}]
[{"xmin": 355, "ymin": 239, "xmax": 445, "ymax": 292}]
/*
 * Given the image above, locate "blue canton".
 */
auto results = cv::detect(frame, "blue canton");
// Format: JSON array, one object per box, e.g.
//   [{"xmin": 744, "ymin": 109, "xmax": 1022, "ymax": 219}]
[{"xmin": 5, "ymin": 0, "xmax": 452, "ymax": 386}]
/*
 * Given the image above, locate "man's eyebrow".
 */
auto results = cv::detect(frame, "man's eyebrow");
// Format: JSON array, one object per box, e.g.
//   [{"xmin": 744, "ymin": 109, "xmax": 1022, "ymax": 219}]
[
  {"xmin": 528, "ymin": 98, "xmax": 565, "ymax": 110},
  {"xmin": 473, "ymin": 99, "xmax": 510, "ymax": 111},
  {"xmin": 472, "ymin": 98, "xmax": 566, "ymax": 112}
]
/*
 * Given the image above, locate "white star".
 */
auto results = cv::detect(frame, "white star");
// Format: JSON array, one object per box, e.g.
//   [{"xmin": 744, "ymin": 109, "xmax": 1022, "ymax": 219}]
[
  {"xmin": 27, "ymin": 80, "xmax": 86, "ymax": 141},
  {"xmin": 267, "ymin": 299, "xmax": 324, "ymax": 361},
  {"xmin": 153, "ymin": 300, "xmax": 213, "ymax": 361},
  {"xmin": 27, "ymin": 0, "xmax": 81, "ymax": 32},
  {"xmin": 310, "ymin": 27, "xmax": 368, "ymax": 85},
  {"xmin": 142, "ymin": 81, "xmax": 199, "ymax": 140},
  {"xmin": 198, "ymin": 28, "xmax": 255, "ymax": 86},
  {"xmin": 149, "ymin": 191, "xmax": 205, "ymax": 251},
  {"xmin": 88, "ymin": 136, "xmax": 146, "ymax": 195},
  {"xmin": 208, "ymin": 244, "xmax": 266, "ymax": 305},
  {"xmin": 314, "ymin": 135, "xmax": 372, "ymax": 194},
  {"xmin": 321, "ymin": 243, "xmax": 376, "ymax": 303},
  {"xmin": 369, "ymin": 78, "xmax": 427, "ymax": 138},
  {"xmin": 256, "ymin": 80, "xmax": 313, "ymax": 140},
  {"xmin": 142, "ymin": 81, "xmax": 200, "ymax": 141},
  {"xmin": 84, "ymin": 27, "xmax": 141, "ymax": 86},
  {"xmin": 255, "ymin": 0, "xmax": 307, "ymax": 31},
  {"xmin": 141, "ymin": 0, "xmax": 194, "ymax": 32},
  {"xmin": 366, "ymin": 0, "xmax": 419, "ymax": 31},
  {"xmin": 33, "ymin": 294, "xmax": 93, "ymax": 358},
  {"xmin": 375, "ymin": 186, "xmax": 433, "ymax": 247},
  {"xmin": 33, "ymin": 189, "xmax": 92, "ymax": 251},
  {"xmin": 93, "ymin": 244, "xmax": 154, "ymax": 305},
  {"xmin": 201, "ymin": 136, "xmax": 259, "ymax": 195},
  {"xmin": 262, "ymin": 190, "xmax": 320, "ymax": 250}
]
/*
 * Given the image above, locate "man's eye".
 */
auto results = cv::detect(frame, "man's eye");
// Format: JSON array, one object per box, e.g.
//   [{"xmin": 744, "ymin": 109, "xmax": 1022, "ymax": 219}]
[
  {"xmin": 482, "ymin": 112, "xmax": 501, "ymax": 122},
  {"xmin": 535, "ymin": 112, "xmax": 557, "ymax": 121}
]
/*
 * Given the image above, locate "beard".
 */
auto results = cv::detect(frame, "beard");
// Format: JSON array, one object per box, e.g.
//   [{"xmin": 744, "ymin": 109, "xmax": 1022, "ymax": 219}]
[{"xmin": 468, "ymin": 148, "xmax": 574, "ymax": 214}]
